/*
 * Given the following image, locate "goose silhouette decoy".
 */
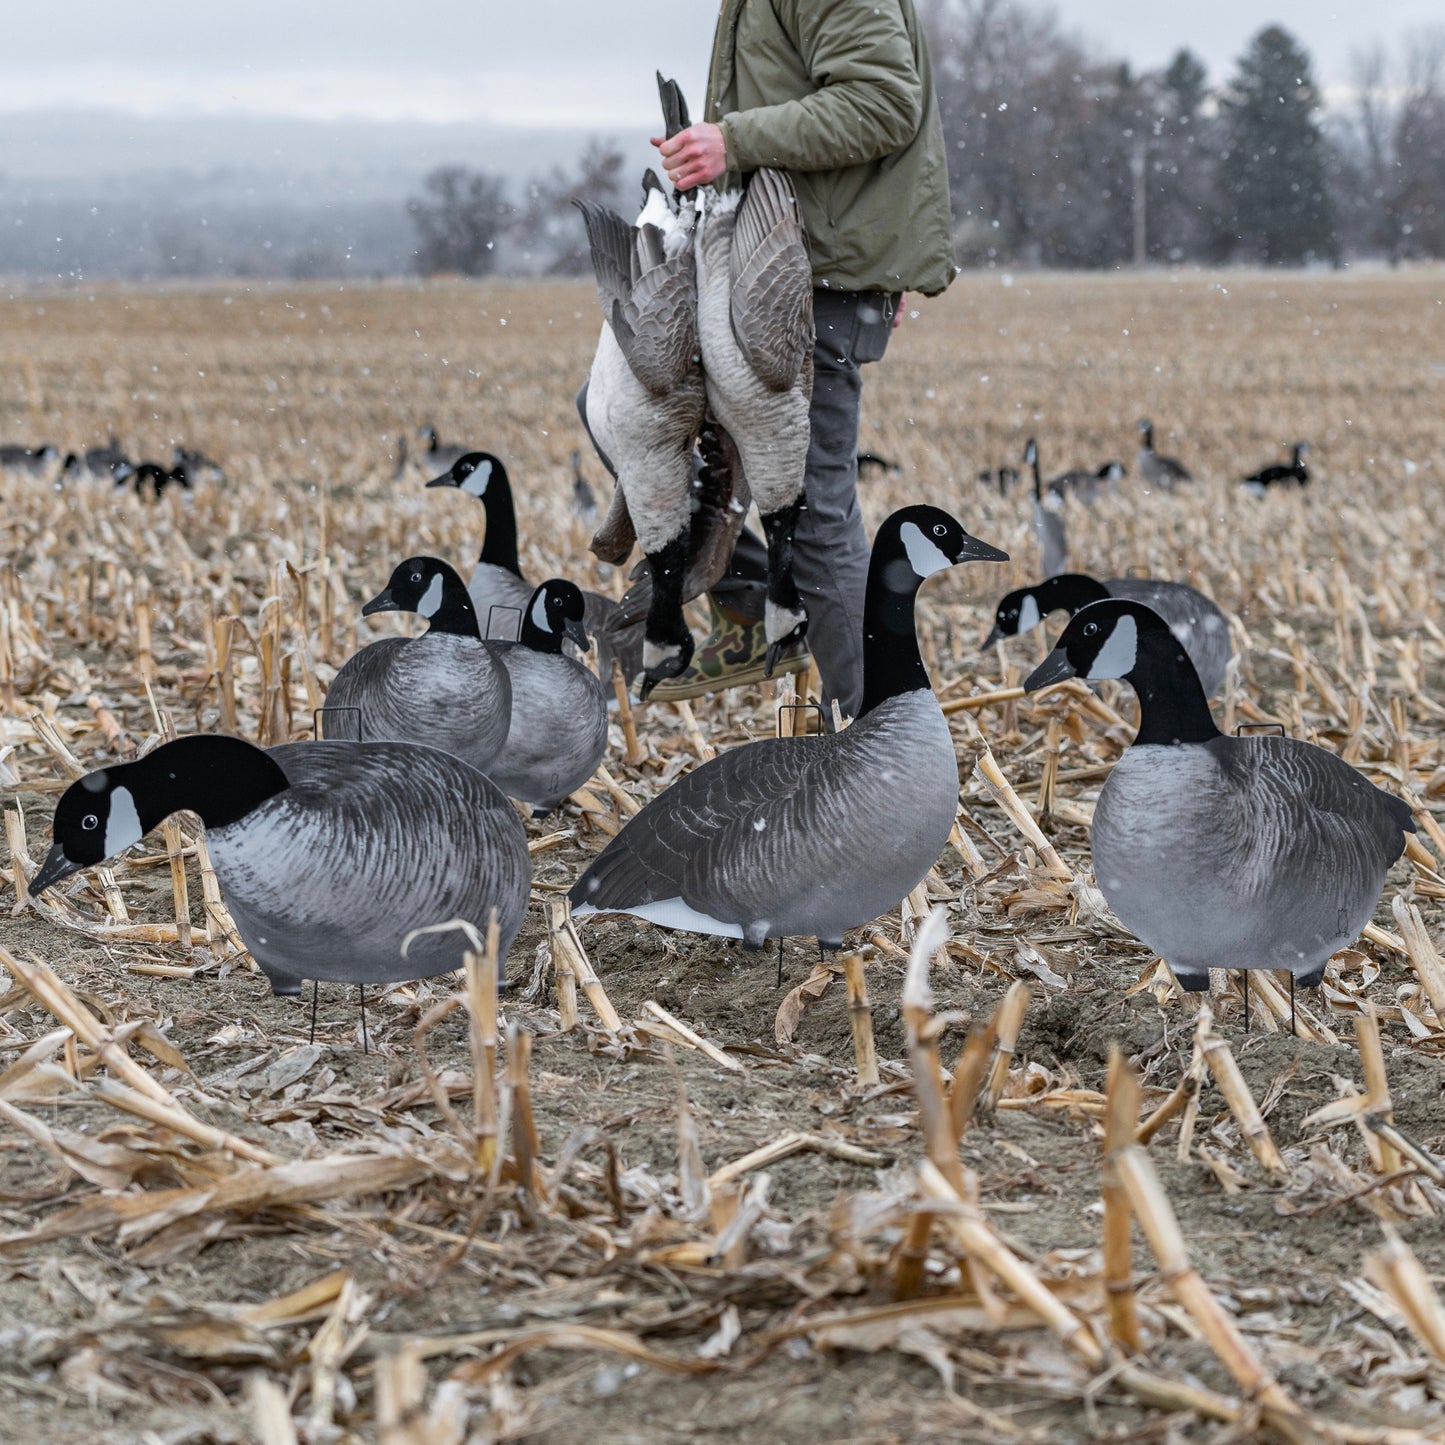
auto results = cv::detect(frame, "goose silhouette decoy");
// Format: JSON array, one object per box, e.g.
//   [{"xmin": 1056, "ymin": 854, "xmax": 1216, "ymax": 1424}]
[
  {"xmin": 1048, "ymin": 460, "xmax": 1125, "ymax": 503},
  {"xmin": 29, "ymin": 734, "xmax": 531, "ymax": 995},
  {"xmin": 423, "ymin": 449, "xmax": 640, "ymax": 684},
  {"xmin": 1136, "ymin": 419, "xmax": 1192, "ymax": 490},
  {"xmin": 569, "ymin": 506, "xmax": 1007, "ymax": 960},
  {"xmin": 418, "ymin": 424, "xmax": 468, "ymax": 474},
  {"xmin": 63, "ymin": 438, "xmax": 134, "ymax": 483},
  {"xmin": 0, "ymin": 443, "xmax": 59, "ymax": 474},
  {"xmin": 985, "ymin": 572, "xmax": 1231, "ymax": 697},
  {"xmin": 1025, "ymin": 600, "xmax": 1415, "ymax": 1021},
  {"xmin": 1243, "ymin": 442, "xmax": 1309, "ymax": 495},
  {"xmin": 487, "ymin": 579, "xmax": 610, "ymax": 816},
  {"xmin": 326, "ymin": 557, "xmax": 512, "ymax": 777}
]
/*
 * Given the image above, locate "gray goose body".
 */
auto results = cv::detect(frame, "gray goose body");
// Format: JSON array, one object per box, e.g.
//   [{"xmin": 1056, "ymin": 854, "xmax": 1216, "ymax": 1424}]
[
  {"xmin": 0, "ymin": 443, "xmax": 58, "ymax": 474},
  {"xmin": 1026, "ymin": 599, "xmax": 1414, "ymax": 991},
  {"xmin": 570, "ymin": 505, "xmax": 1009, "ymax": 950},
  {"xmin": 1136, "ymin": 420, "xmax": 1192, "ymax": 490},
  {"xmin": 210, "ymin": 742, "xmax": 530, "ymax": 988},
  {"xmin": 327, "ymin": 632, "xmax": 511, "ymax": 775},
  {"xmin": 1101, "ymin": 578, "xmax": 1230, "ymax": 697}
]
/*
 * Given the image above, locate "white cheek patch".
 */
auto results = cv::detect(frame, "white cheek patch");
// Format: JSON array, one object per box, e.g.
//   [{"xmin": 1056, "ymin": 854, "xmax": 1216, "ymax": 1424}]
[
  {"xmin": 1087, "ymin": 614, "xmax": 1139, "ymax": 680},
  {"xmin": 899, "ymin": 522, "xmax": 953, "ymax": 578},
  {"xmin": 104, "ymin": 785, "xmax": 143, "ymax": 856},
  {"xmin": 529, "ymin": 592, "xmax": 552, "ymax": 633},
  {"xmin": 1017, "ymin": 594, "xmax": 1042, "ymax": 634},
  {"xmin": 417, "ymin": 573, "xmax": 444, "ymax": 618},
  {"xmin": 461, "ymin": 460, "xmax": 492, "ymax": 498}
]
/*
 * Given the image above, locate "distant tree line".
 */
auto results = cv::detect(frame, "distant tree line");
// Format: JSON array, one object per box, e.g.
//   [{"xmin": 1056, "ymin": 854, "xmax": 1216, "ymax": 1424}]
[{"xmin": 413, "ymin": 8, "xmax": 1445, "ymax": 275}]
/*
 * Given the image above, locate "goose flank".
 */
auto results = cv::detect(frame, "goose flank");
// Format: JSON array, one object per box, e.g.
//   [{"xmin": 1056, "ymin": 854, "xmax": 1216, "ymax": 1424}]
[
  {"xmin": 327, "ymin": 556, "xmax": 512, "ymax": 775},
  {"xmin": 1024, "ymin": 599, "xmax": 1414, "ymax": 993},
  {"xmin": 985, "ymin": 571, "xmax": 1232, "ymax": 698},
  {"xmin": 29, "ymin": 734, "xmax": 531, "ymax": 994},
  {"xmin": 487, "ymin": 579, "xmax": 610, "ymax": 816},
  {"xmin": 568, "ymin": 506, "xmax": 1007, "ymax": 951}
]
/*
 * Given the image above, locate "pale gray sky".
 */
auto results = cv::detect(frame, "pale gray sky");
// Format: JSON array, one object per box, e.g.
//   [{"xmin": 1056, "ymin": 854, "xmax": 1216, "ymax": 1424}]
[{"xmin": 1, "ymin": 1, "xmax": 1441, "ymax": 127}]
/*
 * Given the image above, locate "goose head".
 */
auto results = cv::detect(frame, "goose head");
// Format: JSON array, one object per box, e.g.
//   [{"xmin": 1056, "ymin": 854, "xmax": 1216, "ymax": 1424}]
[
  {"xmin": 1022, "ymin": 438, "xmax": 1038, "ymax": 467},
  {"xmin": 983, "ymin": 584, "xmax": 1046, "ymax": 648},
  {"xmin": 1135, "ymin": 418, "xmax": 1152, "ymax": 436},
  {"xmin": 881, "ymin": 505, "xmax": 1008, "ymax": 588},
  {"xmin": 1024, "ymin": 598, "xmax": 1175, "ymax": 691},
  {"xmin": 425, "ymin": 450, "xmax": 503, "ymax": 497},
  {"xmin": 30, "ymin": 767, "xmax": 146, "ymax": 894},
  {"xmin": 362, "ymin": 556, "xmax": 478, "ymax": 635},
  {"xmin": 522, "ymin": 579, "xmax": 591, "ymax": 654},
  {"xmin": 1098, "ymin": 461, "xmax": 1126, "ymax": 481}
]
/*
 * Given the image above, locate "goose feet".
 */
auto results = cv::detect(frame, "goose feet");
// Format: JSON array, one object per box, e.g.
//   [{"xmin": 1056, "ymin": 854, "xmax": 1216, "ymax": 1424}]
[
  {"xmin": 638, "ymin": 532, "xmax": 694, "ymax": 700},
  {"xmin": 759, "ymin": 501, "xmax": 808, "ymax": 677}
]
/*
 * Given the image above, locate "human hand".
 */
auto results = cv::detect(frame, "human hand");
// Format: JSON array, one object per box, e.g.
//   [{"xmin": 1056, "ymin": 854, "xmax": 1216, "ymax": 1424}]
[
  {"xmin": 892, "ymin": 295, "xmax": 907, "ymax": 331},
  {"xmin": 650, "ymin": 122, "xmax": 728, "ymax": 191}
]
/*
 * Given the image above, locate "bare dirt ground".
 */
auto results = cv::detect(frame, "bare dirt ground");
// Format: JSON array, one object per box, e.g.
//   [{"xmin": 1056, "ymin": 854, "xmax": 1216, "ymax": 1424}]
[{"xmin": 1, "ymin": 268, "xmax": 1444, "ymax": 1442}]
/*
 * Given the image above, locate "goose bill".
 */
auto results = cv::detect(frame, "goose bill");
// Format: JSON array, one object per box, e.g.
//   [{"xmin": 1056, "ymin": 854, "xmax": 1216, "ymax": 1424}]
[
  {"xmin": 29, "ymin": 843, "xmax": 79, "ymax": 896},
  {"xmin": 423, "ymin": 472, "xmax": 453, "ymax": 488},
  {"xmin": 1024, "ymin": 647, "xmax": 1076, "ymax": 693},
  {"xmin": 565, "ymin": 616, "xmax": 593, "ymax": 652},
  {"xmin": 361, "ymin": 588, "xmax": 399, "ymax": 616},
  {"xmin": 981, "ymin": 622, "xmax": 1005, "ymax": 650},
  {"xmin": 959, "ymin": 537, "xmax": 1010, "ymax": 564}
]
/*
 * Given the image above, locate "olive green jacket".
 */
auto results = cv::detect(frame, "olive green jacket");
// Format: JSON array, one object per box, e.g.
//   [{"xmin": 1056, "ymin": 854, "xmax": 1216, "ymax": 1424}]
[{"xmin": 705, "ymin": 0, "xmax": 956, "ymax": 296}]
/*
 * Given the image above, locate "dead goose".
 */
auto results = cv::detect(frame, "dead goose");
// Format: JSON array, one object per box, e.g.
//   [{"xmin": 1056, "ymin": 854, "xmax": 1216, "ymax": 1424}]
[
  {"xmin": 1025, "ymin": 599, "xmax": 1414, "ymax": 1012},
  {"xmin": 327, "ymin": 556, "xmax": 512, "ymax": 776},
  {"xmin": 1136, "ymin": 419, "xmax": 1192, "ymax": 490},
  {"xmin": 424, "ymin": 449, "xmax": 639, "ymax": 683},
  {"xmin": 984, "ymin": 571, "xmax": 1231, "ymax": 698},
  {"xmin": 569, "ymin": 505, "xmax": 1007, "ymax": 958},
  {"xmin": 695, "ymin": 167, "xmax": 815, "ymax": 679},
  {"xmin": 29, "ymin": 733, "xmax": 530, "ymax": 995},
  {"xmin": 487, "ymin": 579, "xmax": 610, "ymax": 816}
]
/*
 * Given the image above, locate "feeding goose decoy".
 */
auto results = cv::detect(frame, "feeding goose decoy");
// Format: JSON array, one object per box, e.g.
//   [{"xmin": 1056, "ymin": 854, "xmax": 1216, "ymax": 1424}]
[
  {"xmin": 575, "ymin": 158, "xmax": 706, "ymax": 697},
  {"xmin": 29, "ymin": 734, "xmax": 530, "ymax": 996},
  {"xmin": 1136, "ymin": 419, "xmax": 1192, "ymax": 490},
  {"xmin": 1025, "ymin": 439, "xmax": 1068, "ymax": 579},
  {"xmin": 127, "ymin": 461, "xmax": 188, "ymax": 498},
  {"xmin": 985, "ymin": 571, "xmax": 1231, "ymax": 698},
  {"xmin": 326, "ymin": 556, "xmax": 512, "ymax": 777},
  {"xmin": 695, "ymin": 165, "xmax": 815, "ymax": 682},
  {"xmin": 1048, "ymin": 460, "xmax": 1125, "ymax": 503},
  {"xmin": 569, "ymin": 506, "xmax": 1007, "ymax": 970},
  {"xmin": 487, "ymin": 579, "xmax": 610, "ymax": 816},
  {"xmin": 0, "ymin": 443, "xmax": 59, "ymax": 474},
  {"xmin": 1024, "ymin": 599, "xmax": 1415, "ymax": 1025},
  {"xmin": 423, "ymin": 449, "xmax": 640, "ymax": 685},
  {"xmin": 172, "ymin": 446, "xmax": 224, "ymax": 488},
  {"xmin": 63, "ymin": 438, "xmax": 134, "ymax": 483},
  {"xmin": 1242, "ymin": 442, "xmax": 1310, "ymax": 495}
]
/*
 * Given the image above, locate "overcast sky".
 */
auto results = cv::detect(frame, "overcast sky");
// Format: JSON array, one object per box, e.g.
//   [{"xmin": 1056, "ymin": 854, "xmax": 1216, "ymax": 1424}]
[{"xmin": 2, "ymin": 1, "xmax": 1441, "ymax": 128}]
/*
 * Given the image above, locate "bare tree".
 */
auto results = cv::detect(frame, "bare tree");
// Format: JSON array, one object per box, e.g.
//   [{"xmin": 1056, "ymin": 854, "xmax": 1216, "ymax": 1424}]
[
  {"xmin": 406, "ymin": 166, "xmax": 512, "ymax": 277},
  {"xmin": 517, "ymin": 139, "xmax": 628, "ymax": 275}
]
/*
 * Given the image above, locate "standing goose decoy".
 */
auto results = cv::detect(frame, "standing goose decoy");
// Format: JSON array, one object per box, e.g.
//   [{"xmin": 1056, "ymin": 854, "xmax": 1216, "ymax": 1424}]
[
  {"xmin": 0, "ymin": 443, "xmax": 59, "ymax": 474},
  {"xmin": 985, "ymin": 572, "xmax": 1231, "ymax": 698},
  {"xmin": 1024, "ymin": 600, "xmax": 1414, "ymax": 1021},
  {"xmin": 327, "ymin": 557, "xmax": 512, "ymax": 777},
  {"xmin": 1242, "ymin": 442, "xmax": 1310, "ymax": 495},
  {"xmin": 1025, "ymin": 438, "xmax": 1068, "ymax": 579},
  {"xmin": 424, "ymin": 449, "xmax": 640, "ymax": 684},
  {"xmin": 569, "ymin": 506, "xmax": 1007, "ymax": 961},
  {"xmin": 575, "ymin": 161, "xmax": 705, "ymax": 697},
  {"xmin": 694, "ymin": 166, "xmax": 815, "ymax": 680},
  {"xmin": 1049, "ymin": 460, "xmax": 1125, "ymax": 504},
  {"xmin": 29, "ymin": 733, "xmax": 530, "ymax": 995},
  {"xmin": 1136, "ymin": 419, "xmax": 1192, "ymax": 490},
  {"xmin": 488, "ymin": 579, "xmax": 610, "ymax": 816}
]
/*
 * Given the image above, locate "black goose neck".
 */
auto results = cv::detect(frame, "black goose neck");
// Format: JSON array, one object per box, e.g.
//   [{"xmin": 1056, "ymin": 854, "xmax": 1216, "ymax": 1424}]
[
  {"xmin": 520, "ymin": 603, "xmax": 564, "ymax": 654},
  {"xmin": 859, "ymin": 533, "xmax": 930, "ymax": 717},
  {"xmin": 1128, "ymin": 627, "xmax": 1221, "ymax": 747},
  {"xmin": 477, "ymin": 460, "xmax": 521, "ymax": 575},
  {"xmin": 129, "ymin": 735, "xmax": 290, "ymax": 831},
  {"xmin": 1038, "ymin": 573, "xmax": 1110, "ymax": 616},
  {"xmin": 424, "ymin": 573, "xmax": 482, "ymax": 639}
]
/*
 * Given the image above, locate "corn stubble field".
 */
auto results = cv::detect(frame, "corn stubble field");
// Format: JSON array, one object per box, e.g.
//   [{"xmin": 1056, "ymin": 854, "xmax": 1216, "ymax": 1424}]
[{"xmin": 1, "ymin": 269, "xmax": 1445, "ymax": 1444}]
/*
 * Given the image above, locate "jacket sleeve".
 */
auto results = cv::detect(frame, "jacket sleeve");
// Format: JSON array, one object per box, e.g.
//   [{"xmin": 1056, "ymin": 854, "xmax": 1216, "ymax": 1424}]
[{"xmin": 719, "ymin": 0, "xmax": 924, "ymax": 173}]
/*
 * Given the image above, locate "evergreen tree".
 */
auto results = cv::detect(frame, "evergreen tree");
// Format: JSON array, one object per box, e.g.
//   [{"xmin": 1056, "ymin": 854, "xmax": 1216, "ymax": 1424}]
[{"xmin": 1218, "ymin": 27, "xmax": 1337, "ymax": 263}]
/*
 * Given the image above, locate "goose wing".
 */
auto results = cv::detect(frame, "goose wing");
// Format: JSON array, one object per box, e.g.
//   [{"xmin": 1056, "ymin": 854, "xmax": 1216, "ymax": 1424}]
[
  {"xmin": 576, "ymin": 199, "xmax": 698, "ymax": 398},
  {"xmin": 728, "ymin": 169, "xmax": 813, "ymax": 392}
]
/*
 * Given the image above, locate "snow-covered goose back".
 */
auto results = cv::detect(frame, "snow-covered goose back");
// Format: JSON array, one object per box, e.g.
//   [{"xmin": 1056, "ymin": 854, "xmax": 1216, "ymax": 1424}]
[
  {"xmin": 569, "ymin": 506, "xmax": 1008, "ymax": 949},
  {"xmin": 1025, "ymin": 599, "xmax": 1414, "ymax": 990},
  {"xmin": 29, "ymin": 734, "xmax": 531, "ymax": 993}
]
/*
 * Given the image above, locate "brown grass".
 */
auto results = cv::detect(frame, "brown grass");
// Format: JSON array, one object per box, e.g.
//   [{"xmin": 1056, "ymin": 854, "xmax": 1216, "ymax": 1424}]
[{"xmin": 1, "ymin": 267, "xmax": 1444, "ymax": 1442}]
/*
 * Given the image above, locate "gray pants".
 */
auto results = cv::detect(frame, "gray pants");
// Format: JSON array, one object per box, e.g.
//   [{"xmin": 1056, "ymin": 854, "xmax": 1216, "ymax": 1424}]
[{"xmin": 797, "ymin": 288, "xmax": 898, "ymax": 719}]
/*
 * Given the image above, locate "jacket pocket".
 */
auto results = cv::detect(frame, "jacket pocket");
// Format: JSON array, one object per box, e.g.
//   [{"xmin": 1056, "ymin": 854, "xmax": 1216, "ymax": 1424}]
[{"xmin": 852, "ymin": 292, "xmax": 898, "ymax": 364}]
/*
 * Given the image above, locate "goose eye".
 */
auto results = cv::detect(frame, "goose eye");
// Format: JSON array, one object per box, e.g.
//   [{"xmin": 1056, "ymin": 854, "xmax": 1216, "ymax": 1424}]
[
  {"xmin": 410, "ymin": 572, "xmax": 422, "ymax": 583},
  {"xmin": 1083, "ymin": 622, "xmax": 1099, "ymax": 637},
  {"xmin": 932, "ymin": 523, "xmax": 947, "ymax": 537},
  {"xmin": 81, "ymin": 814, "xmax": 99, "ymax": 831}
]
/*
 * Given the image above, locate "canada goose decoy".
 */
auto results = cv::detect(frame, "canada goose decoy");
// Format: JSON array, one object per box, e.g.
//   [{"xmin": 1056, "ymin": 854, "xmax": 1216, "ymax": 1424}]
[
  {"xmin": 1242, "ymin": 442, "xmax": 1310, "ymax": 495},
  {"xmin": 0, "ymin": 443, "xmax": 58, "ymax": 474},
  {"xmin": 418, "ymin": 424, "xmax": 468, "ymax": 474},
  {"xmin": 63, "ymin": 438, "xmax": 134, "ymax": 483},
  {"xmin": 1025, "ymin": 439, "xmax": 1068, "ymax": 579},
  {"xmin": 487, "ymin": 579, "xmax": 609, "ymax": 815},
  {"xmin": 424, "ymin": 450, "xmax": 639, "ymax": 684},
  {"xmin": 575, "ymin": 156, "xmax": 705, "ymax": 696},
  {"xmin": 126, "ymin": 461, "xmax": 188, "ymax": 498},
  {"xmin": 569, "ymin": 506, "xmax": 1007, "ymax": 967},
  {"xmin": 570, "ymin": 449, "xmax": 598, "ymax": 524},
  {"xmin": 978, "ymin": 464, "xmax": 1019, "ymax": 497},
  {"xmin": 1049, "ymin": 460, "xmax": 1125, "ymax": 504},
  {"xmin": 1024, "ymin": 600, "xmax": 1414, "ymax": 1026},
  {"xmin": 172, "ymin": 446, "xmax": 224, "ymax": 488},
  {"xmin": 29, "ymin": 734, "xmax": 530, "ymax": 996},
  {"xmin": 327, "ymin": 557, "xmax": 512, "ymax": 777},
  {"xmin": 985, "ymin": 572, "xmax": 1231, "ymax": 697},
  {"xmin": 1136, "ymin": 419, "xmax": 1192, "ymax": 490},
  {"xmin": 695, "ymin": 166, "xmax": 814, "ymax": 681},
  {"xmin": 857, "ymin": 451, "xmax": 901, "ymax": 478}
]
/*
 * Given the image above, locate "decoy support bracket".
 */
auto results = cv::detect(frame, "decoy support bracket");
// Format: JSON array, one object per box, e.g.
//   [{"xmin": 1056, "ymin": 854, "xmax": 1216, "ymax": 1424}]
[{"xmin": 314, "ymin": 705, "xmax": 364, "ymax": 741}]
